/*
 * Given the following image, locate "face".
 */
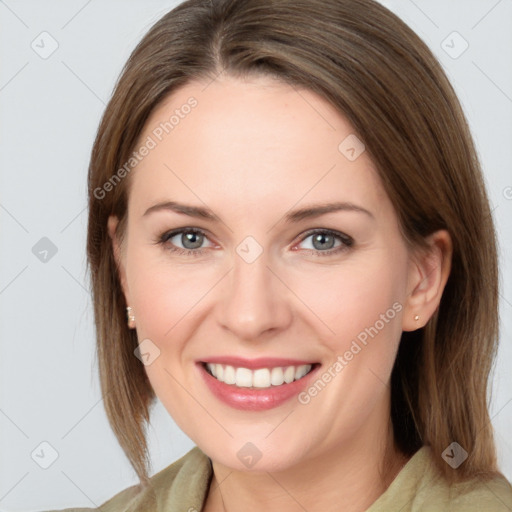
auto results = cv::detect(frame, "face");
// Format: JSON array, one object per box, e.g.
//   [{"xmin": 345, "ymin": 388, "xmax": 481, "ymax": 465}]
[{"xmin": 110, "ymin": 74, "xmax": 416, "ymax": 473}]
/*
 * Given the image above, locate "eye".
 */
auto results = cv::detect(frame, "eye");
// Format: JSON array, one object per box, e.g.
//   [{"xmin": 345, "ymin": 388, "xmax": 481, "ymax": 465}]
[
  {"xmin": 294, "ymin": 229, "xmax": 353, "ymax": 257},
  {"xmin": 157, "ymin": 228, "xmax": 214, "ymax": 257},
  {"xmin": 156, "ymin": 227, "xmax": 354, "ymax": 258}
]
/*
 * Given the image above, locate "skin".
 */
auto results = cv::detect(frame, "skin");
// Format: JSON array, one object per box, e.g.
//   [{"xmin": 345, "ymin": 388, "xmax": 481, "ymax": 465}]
[{"xmin": 109, "ymin": 74, "xmax": 452, "ymax": 512}]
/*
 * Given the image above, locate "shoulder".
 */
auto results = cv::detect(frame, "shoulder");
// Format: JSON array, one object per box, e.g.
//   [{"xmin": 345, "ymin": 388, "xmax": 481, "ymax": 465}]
[
  {"xmin": 42, "ymin": 445, "xmax": 212, "ymax": 512},
  {"xmin": 419, "ymin": 448, "xmax": 512, "ymax": 512},
  {"xmin": 444, "ymin": 475, "xmax": 512, "ymax": 511},
  {"xmin": 370, "ymin": 446, "xmax": 512, "ymax": 512}
]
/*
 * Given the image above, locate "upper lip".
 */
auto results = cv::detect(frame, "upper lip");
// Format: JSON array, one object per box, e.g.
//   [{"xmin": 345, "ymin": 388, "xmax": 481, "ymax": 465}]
[{"xmin": 199, "ymin": 356, "xmax": 318, "ymax": 370}]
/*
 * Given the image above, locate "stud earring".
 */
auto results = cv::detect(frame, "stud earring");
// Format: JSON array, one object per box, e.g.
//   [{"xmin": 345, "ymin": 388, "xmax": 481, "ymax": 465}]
[
  {"xmin": 126, "ymin": 306, "xmax": 136, "ymax": 328},
  {"xmin": 414, "ymin": 314, "xmax": 420, "ymax": 321}
]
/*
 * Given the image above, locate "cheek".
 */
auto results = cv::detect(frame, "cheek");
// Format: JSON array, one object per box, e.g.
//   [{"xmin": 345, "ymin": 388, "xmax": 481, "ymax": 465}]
[
  {"xmin": 295, "ymin": 256, "xmax": 406, "ymax": 350},
  {"xmin": 126, "ymin": 241, "xmax": 408, "ymax": 352},
  {"xmin": 126, "ymin": 245, "xmax": 214, "ymax": 341},
  {"xmin": 124, "ymin": 248, "xmax": 214, "ymax": 420},
  {"xmin": 289, "ymin": 255, "xmax": 407, "ymax": 434}
]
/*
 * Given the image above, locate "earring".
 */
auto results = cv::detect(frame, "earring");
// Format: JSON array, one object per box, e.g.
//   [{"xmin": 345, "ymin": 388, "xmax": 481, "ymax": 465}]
[
  {"xmin": 126, "ymin": 306, "xmax": 136, "ymax": 329},
  {"xmin": 414, "ymin": 315, "xmax": 420, "ymax": 321}
]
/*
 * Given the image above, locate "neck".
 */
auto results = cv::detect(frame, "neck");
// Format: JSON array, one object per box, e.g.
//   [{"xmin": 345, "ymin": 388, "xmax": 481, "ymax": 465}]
[{"xmin": 204, "ymin": 399, "xmax": 408, "ymax": 512}]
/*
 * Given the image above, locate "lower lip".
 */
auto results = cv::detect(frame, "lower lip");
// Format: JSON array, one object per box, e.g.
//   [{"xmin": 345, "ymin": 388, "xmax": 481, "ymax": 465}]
[{"xmin": 197, "ymin": 362, "xmax": 320, "ymax": 411}]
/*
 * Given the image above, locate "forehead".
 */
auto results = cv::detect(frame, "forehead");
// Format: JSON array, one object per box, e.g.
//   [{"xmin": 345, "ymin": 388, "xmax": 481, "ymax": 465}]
[{"xmin": 128, "ymin": 75, "xmax": 390, "ymax": 220}]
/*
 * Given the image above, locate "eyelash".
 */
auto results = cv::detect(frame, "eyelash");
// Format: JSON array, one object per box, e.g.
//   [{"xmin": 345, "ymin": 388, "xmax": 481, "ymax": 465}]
[{"xmin": 155, "ymin": 227, "xmax": 354, "ymax": 258}]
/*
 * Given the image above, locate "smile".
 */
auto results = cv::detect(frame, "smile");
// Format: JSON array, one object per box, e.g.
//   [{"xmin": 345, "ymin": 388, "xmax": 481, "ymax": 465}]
[
  {"xmin": 198, "ymin": 358, "xmax": 321, "ymax": 411},
  {"xmin": 204, "ymin": 362, "xmax": 314, "ymax": 389}
]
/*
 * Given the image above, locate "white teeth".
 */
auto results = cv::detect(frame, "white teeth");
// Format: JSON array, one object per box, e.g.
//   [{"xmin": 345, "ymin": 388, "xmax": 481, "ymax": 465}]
[
  {"xmin": 295, "ymin": 365, "xmax": 309, "ymax": 380},
  {"xmin": 283, "ymin": 366, "xmax": 295, "ymax": 384},
  {"xmin": 205, "ymin": 363, "xmax": 313, "ymax": 388},
  {"xmin": 253, "ymin": 368, "xmax": 270, "ymax": 388},
  {"xmin": 235, "ymin": 367, "xmax": 253, "ymax": 387},
  {"xmin": 271, "ymin": 367, "xmax": 285, "ymax": 386},
  {"xmin": 223, "ymin": 365, "xmax": 236, "ymax": 385}
]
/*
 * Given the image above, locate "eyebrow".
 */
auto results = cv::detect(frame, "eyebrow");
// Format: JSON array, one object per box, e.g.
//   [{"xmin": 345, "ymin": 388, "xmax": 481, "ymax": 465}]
[{"xmin": 142, "ymin": 200, "xmax": 374, "ymax": 222}]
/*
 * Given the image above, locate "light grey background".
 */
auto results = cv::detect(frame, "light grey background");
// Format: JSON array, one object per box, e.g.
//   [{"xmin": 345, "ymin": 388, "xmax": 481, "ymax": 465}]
[{"xmin": 0, "ymin": 1, "xmax": 511, "ymax": 510}]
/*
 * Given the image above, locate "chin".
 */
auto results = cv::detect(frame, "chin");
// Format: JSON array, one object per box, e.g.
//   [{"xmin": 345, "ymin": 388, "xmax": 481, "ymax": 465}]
[{"xmin": 199, "ymin": 436, "xmax": 311, "ymax": 473}]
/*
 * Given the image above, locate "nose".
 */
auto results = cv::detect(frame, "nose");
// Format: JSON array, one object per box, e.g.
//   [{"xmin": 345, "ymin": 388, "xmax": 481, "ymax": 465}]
[{"xmin": 216, "ymin": 248, "xmax": 293, "ymax": 341}]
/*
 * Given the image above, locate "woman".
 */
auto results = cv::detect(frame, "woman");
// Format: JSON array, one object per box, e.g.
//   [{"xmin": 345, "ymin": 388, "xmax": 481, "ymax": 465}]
[{"xmin": 50, "ymin": 0, "xmax": 512, "ymax": 510}]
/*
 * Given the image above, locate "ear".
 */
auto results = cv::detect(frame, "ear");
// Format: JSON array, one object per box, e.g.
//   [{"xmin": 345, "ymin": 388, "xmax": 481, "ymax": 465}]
[
  {"xmin": 107, "ymin": 215, "xmax": 129, "ymax": 300},
  {"xmin": 402, "ymin": 229, "xmax": 452, "ymax": 332}
]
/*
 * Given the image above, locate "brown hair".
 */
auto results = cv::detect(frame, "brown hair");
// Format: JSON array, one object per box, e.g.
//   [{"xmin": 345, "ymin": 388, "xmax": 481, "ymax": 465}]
[{"xmin": 87, "ymin": 0, "xmax": 501, "ymax": 488}]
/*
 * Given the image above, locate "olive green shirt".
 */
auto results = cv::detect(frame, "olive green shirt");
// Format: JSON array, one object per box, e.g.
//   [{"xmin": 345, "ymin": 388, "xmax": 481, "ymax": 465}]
[{"xmin": 48, "ymin": 445, "xmax": 512, "ymax": 511}]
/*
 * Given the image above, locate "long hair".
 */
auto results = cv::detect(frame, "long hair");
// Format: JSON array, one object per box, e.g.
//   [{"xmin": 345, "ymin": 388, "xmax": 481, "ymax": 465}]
[{"xmin": 86, "ymin": 0, "xmax": 500, "ymax": 487}]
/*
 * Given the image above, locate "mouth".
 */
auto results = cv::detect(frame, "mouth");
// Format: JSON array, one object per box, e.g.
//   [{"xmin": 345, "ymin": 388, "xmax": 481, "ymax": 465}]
[
  {"xmin": 200, "ymin": 361, "xmax": 320, "ymax": 389},
  {"xmin": 197, "ymin": 357, "xmax": 322, "ymax": 411}
]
